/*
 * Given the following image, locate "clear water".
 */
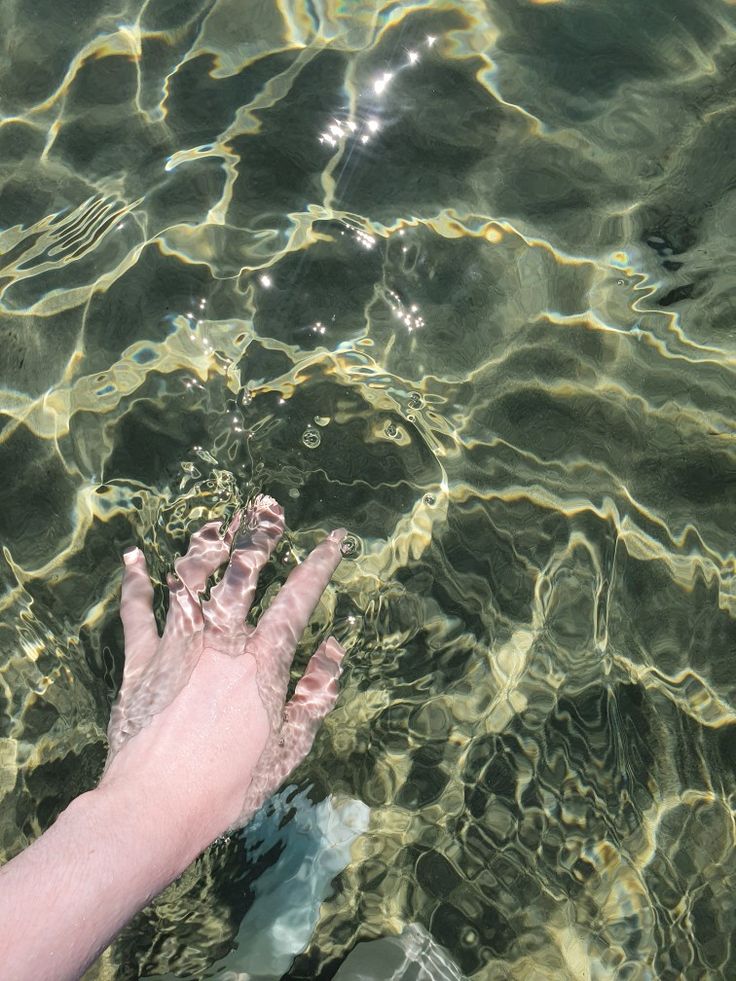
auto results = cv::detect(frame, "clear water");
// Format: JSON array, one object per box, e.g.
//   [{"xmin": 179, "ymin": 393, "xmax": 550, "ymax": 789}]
[{"xmin": 1, "ymin": 0, "xmax": 736, "ymax": 978}]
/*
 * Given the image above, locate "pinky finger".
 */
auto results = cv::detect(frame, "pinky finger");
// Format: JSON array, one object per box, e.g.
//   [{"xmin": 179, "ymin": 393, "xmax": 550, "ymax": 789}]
[
  {"xmin": 232, "ymin": 638, "xmax": 346, "ymax": 827},
  {"xmin": 278, "ymin": 637, "xmax": 346, "ymax": 775}
]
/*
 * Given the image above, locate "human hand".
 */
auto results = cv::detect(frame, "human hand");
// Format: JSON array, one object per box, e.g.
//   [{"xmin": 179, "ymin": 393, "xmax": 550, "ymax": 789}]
[
  {"xmin": 99, "ymin": 495, "xmax": 347, "ymax": 843},
  {"xmin": 0, "ymin": 496, "xmax": 347, "ymax": 981}
]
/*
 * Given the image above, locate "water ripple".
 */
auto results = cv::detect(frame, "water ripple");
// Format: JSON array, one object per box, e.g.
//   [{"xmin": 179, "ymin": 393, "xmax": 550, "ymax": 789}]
[{"xmin": 2, "ymin": 0, "xmax": 736, "ymax": 978}]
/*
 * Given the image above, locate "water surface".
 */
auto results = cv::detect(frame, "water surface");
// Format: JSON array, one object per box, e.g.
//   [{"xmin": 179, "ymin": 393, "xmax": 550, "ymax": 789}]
[{"xmin": 1, "ymin": 0, "xmax": 736, "ymax": 978}]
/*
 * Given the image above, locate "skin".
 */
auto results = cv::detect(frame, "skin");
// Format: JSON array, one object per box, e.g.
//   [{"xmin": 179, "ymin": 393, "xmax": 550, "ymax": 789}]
[{"xmin": 0, "ymin": 495, "xmax": 347, "ymax": 981}]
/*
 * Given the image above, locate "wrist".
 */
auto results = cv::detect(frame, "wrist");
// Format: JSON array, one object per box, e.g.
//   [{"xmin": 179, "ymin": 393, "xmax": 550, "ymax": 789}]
[{"xmin": 93, "ymin": 761, "xmax": 220, "ymax": 872}]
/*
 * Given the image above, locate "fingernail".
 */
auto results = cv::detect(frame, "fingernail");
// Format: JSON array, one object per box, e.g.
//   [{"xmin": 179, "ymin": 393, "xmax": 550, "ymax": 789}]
[
  {"xmin": 252, "ymin": 493, "xmax": 283, "ymax": 519},
  {"xmin": 123, "ymin": 547, "xmax": 139, "ymax": 565},
  {"xmin": 327, "ymin": 527, "xmax": 348, "ymax": 544},
  {"xmin": 256, "ymin": 493, "xmax": 281, "ymax": 512}
]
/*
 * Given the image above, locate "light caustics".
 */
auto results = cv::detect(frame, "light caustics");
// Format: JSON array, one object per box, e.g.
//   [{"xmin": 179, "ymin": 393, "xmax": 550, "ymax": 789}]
[{"xmin": 2, "ymin": 0, "xmax": 736, "ymax": 979}]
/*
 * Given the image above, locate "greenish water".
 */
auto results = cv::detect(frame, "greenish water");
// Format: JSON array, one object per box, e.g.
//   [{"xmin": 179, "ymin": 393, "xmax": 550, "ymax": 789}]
[{"xmin": 2, "ymin": 0, "xmax": 736, "ymax": 977}]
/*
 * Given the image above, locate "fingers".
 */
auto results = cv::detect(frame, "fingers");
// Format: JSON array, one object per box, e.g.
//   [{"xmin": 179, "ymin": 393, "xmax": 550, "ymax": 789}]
[
  {"xmin": 108, "ymin": 553, "xmax": 209, "ymax": 761},
  {"xmin": 165, "ymin": 517, "xmax": 234, "ymax": 645},
  {"xmin": 270, "ymin": 638, "xmax": 345, "ymax": 785},
  {"xmin": 173, "ymin": 519, "xmax": 232, "ymax": 596},
  {"xmin": 110, "ymin": 547, "xmax": 160, "ymax": 760},
  {"xmin": 285, "ymin": 636, "xmax": 345, "ymax": 730},
  {"xmin": 234, "ymin": 637, "xmax": 345, "ymax": 826},
  {"xmin": 119, "ymin": 548, "xmax": 159, "ymax": 674},
  {"xmin": 126, "ymin": 581, "xmax": 205, "ymax": 726},
  {"xmin": 253, "ymin": 528, "xmax": 346, "ymax": 687},
  {"xmin": 205, "ymin": 495, "xmax": 285, "ymax": 631}
]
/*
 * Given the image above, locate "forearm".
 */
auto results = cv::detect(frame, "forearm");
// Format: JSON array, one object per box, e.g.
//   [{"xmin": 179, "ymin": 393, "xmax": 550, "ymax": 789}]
[{"xmin": 0, "ymin": 779, "xmax": 213, "ymax": 981}]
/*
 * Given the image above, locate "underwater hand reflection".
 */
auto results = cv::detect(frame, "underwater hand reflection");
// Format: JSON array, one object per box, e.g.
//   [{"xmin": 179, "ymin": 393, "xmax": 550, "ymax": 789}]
[
  {"xmin": 105, "ymin": 493, "xmax": 348, "ymax": 831},
  {"xmin": 0, "ymin": 496, "xmax": 347, "ymax": 981}
]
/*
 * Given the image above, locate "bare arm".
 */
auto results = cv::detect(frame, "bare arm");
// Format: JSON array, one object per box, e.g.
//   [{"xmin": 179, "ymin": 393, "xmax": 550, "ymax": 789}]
[
  {"xmin": 0, "ymin": 774, "xmax": 215, "ymax": 980},
  {"xmin": 0, "ymin": 496, "xmax": 346, "ymax": 980}
]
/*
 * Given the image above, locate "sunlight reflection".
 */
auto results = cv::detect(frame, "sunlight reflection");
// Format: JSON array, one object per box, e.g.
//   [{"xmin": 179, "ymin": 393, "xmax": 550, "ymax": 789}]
[
  {"xmin": 387, "ymin": 287, "xmax": 425, "ymax": 332},
  {"xmin": 373, "ymin": 71, "xmax": 393, "ymax": 96},
  {"xmin": 318, "ymin": 34, "xmax": 440, "ymax": 149}
]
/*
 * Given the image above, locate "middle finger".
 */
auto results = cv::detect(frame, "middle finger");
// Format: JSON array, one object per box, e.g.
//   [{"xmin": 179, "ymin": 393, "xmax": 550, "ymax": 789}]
[{"xmin": 204, "ymin": 494, "xmax": 285, "ymax": 633}]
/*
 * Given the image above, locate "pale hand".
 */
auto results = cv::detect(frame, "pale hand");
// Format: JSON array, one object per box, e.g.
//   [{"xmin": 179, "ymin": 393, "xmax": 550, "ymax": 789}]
[
  {"xmin": 0, "ymin": 495, "xmax": 347, "ymax": 981},
  {"xmin": 100, "ymin": 493, "xmax": 347, "ymax": 841}
]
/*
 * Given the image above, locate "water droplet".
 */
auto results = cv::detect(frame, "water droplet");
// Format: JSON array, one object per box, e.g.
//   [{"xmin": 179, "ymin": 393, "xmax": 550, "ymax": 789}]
[
  {"xmin": 314, "ymin": 416, "xmax": 331, "ymax": 427},
  {"xmin": 407, "ymin": 392, "xmax": 422, "ymax": 410},
  {"xmin": 423, "ymin": 493, "xmax": 436, "ymax": 506},
  {"xmin": 385, "ymin": 422, "xmax": 398, "ymax": 438},
  {"xmin": 288, "ymin": 487, "xmax": 300, "ymax": 498},
  {"xmin": 340, "ymin": 535, "xmax": 360, "ymax": 558},
  {"xmin": 302, "ymin": 428, "xmax": 321, "ymax": 449}
]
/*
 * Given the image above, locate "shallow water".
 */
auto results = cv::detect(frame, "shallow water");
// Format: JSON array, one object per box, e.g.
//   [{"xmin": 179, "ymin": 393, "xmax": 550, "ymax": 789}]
[{"xmin": 2, "ymin": 0, "xmax": 736, "ymax": 977}]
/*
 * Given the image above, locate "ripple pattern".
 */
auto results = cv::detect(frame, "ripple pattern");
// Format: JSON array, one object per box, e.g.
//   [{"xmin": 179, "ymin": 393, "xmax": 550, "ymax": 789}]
[{"xmin": 2, "ymin": 0, "xmax": 736, "ymax": 978}]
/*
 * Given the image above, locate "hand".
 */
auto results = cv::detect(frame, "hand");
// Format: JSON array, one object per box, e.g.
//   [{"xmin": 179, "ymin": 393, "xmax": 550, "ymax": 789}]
[
  {"xmin": 0, "ymin": 496, "xmax": 348, "ymax": 981},
  {"xmin": 99, "ymin": 494, "xmax": 347, "ymax": 842}
]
